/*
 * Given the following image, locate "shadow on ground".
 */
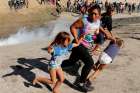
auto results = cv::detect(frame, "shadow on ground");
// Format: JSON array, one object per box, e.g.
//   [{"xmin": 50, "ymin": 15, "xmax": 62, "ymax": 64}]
[
  {"xmin": 2, "ymin": 58, "xmax": 52, "ymax": 91},
  {"xmin": 2, "ymin": 57, "xmax": 84, "ymax": 92}
]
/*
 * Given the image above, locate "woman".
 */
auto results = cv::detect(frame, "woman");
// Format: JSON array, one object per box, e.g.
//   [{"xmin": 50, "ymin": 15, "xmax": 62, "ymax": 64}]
[{"xmin": 62, "ymin": 4, "xmax": 115, "ymax": 92}]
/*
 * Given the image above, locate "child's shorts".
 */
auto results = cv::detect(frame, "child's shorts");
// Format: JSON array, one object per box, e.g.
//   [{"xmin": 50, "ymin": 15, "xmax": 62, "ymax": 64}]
[
  {"xmin": 99, "ymin": 52, "xmax": 112, "ymax": 64},
  {"xmin": 48, "ymin": 54, "xmax": 69, "ymax": 70},
  {"xmin": 48, "ymin": 62, "xmax": 61, "ymax": 70},
  {"xmin": 48, "ymin": 58, "xmax": 62, "ymax": 70}
]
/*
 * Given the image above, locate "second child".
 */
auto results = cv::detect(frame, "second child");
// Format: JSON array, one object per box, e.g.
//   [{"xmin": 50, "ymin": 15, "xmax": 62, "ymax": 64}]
[{"xmin": 87, "ymin": 37, "xmax": 124, "ymax": 81}]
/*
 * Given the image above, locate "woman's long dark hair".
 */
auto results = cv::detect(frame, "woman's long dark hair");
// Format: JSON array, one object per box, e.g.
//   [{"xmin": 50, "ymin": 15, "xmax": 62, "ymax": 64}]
[{"xmin": 88, "ymin": 4, "xmax": 101, "ymax": 15}]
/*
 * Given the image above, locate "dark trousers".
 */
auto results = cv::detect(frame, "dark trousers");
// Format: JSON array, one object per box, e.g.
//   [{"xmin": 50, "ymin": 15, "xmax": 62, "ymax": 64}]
[{"xmin": 61, "ymin": 45, "xmax": 94, "ymax": 83}]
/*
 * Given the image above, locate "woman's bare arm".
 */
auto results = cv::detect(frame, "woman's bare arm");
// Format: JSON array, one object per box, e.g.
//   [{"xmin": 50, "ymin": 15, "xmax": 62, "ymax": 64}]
[{"xmin": 70, "ymin": 18, "xmax": 84, "ymax": 43}]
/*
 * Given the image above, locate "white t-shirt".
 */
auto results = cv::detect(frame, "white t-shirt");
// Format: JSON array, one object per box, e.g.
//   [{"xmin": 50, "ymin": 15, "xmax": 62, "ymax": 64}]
[{"xmin": 80, "ymin": 17, "xmax": 100, "ymax": 48}]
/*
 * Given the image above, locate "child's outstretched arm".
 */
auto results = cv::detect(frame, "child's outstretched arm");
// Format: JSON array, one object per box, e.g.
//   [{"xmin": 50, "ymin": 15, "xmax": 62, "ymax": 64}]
[
  {"xmin": 47, "ymin": 46, "xmax": 53, "ymax": 54},
  {"xmin": 47, "ymin": 41, "xmax": 55, "ymax": 54}
]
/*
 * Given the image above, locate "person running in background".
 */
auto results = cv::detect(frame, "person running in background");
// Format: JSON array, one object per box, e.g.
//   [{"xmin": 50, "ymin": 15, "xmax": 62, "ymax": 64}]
[
  {"xmin": 105, "ymin": 0, "xmax": 109, "ymax": 11},
  {"xmin": 41, "ymin": 0, "xmax": 46, "ymax": 5},
  {"xmin": 87, "ymin": 37, "xmax": 124, "ymax": 81},
  {"xmin": 128, "ymin": 4, "xmax": 132, "ymax": 15},
  {"xmin": 79, "ymin": 0, "xmax": 91, "ymax": 15},
  {"xmin": 33, "ymin": 32, "xmax": 82, "ymax": 93},
  {"xmin": 137, "ymin": 3, "xmax": 140, "ymax": 13},
  {"xmin": 132, "ymin": 3, "xmax": 136, "ymax": 13},
  {"xmin": 25, "ymin": 0, "xmax": 28, "ymax": 8},
  {"xmin": 66, "ymin": 0, "xmax": 71, "ymax": 12},
  {"xmin": 50, "ymin": 0, "xmax": 56, "ymax": 5},
  {"xmin": 56, "ymin": 0, "xmax": 61, "ymax": 15}
]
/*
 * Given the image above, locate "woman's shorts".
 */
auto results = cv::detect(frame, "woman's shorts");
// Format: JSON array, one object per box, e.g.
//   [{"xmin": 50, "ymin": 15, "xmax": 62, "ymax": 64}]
[{"xmin": 99, "ymin": 52, "xmax": 112, "ymax": 64}]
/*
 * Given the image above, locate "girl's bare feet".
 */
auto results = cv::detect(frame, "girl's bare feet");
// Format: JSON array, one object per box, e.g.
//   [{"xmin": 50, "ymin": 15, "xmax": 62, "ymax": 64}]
[{"xmin": 53, "ymin": 88, "xmax": 60, "ymax": 93}]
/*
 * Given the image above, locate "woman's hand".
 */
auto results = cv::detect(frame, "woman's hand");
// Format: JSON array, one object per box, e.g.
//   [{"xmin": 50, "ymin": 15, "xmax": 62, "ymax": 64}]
[
  {"xmin": 78, "ymin": 34, "xmax": 84, "ymax": 42},
  {"xmin": 74, "ymin": 38, "xmax": 79, "ymax": 44},
  {"xmin": 73, "ymin": 34, "xmax": 84, "ymax": 47}
]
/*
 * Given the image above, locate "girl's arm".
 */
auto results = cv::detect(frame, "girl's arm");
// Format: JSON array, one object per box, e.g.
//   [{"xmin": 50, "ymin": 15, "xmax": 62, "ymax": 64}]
[
  {"xmin": 47, "ymin": 41, "xmax": 55, "ymax": 54},
  {"xmin": 99, "ymin": 26, "xmax": 116, "ymax": 42},
  {"xmin": 47, "ymin": 46, "xmax": 54, "ymax": 54}
]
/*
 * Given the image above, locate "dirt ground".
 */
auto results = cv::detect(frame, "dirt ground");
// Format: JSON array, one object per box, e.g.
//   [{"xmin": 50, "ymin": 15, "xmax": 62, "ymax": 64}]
[{"xmin": 0, "ymin": 0, "xmax": 140, "ymax": 93}]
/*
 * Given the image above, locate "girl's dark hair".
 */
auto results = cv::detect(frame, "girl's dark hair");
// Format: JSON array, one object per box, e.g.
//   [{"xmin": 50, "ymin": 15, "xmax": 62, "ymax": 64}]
[
  {"xmin": 106, "ymin": 5, "xmax": 114, "ymax": 14},
  {"xmin": 53, "ymin": 32, "xmax": 71, "ymax": 46},
  {"xmin": 115, "ymin": 37, "xmax": 124, "ymax": 48},
  {"xmin": 88, "ymin": 4, "xmax": 101, "ymax": 15}
]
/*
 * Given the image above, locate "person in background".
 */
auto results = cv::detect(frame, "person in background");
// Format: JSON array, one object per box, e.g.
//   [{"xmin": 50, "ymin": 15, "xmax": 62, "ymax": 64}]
[{"xmin": 67, "ymin": 0, "xmax": 71, "ymax": 12}]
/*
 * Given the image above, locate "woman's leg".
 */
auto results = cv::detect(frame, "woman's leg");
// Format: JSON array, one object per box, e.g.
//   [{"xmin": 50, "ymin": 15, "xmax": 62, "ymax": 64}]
[
  {"xmin": 78, "ymin": 45, "xmax": 95, "ymax": 83},
  {"xmin": 88, "ymin": 64, "xmax": 107, "ymax": 81},
  {"xmin": 61, "ymin": 46, "xmax": 80, "ymax": 68},
  {"xmin": 53, "ymin": 68, "xmax": 64, "ymax": 93}
]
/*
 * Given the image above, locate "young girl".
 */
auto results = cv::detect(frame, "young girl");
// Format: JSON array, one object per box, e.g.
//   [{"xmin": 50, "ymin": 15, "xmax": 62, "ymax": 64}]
[
  {"xmin": 33, "ymin": 32, "xmax": 82, "ymax": 93},
  {"xmin": 87, "ymin": 37, "xmax": 124, "ymax": 81}
]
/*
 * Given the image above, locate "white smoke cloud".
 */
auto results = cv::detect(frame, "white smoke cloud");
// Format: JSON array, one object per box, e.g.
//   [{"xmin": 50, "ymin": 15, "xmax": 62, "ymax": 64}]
[
  {"xmin": 0, "ymin": 14, "xmax": 77, "ymax": 47},
  {"xmin": 0, "ymin": 27, "xmax": 50, "ymax": 46}
]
